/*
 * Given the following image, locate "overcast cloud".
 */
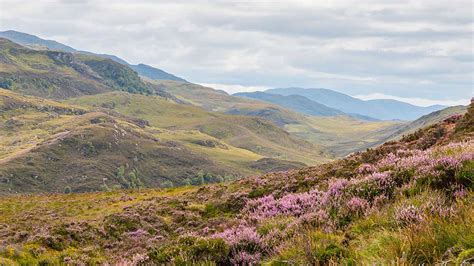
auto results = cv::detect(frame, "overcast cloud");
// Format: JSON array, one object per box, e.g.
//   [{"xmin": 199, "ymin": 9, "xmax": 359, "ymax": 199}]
[{"xmin": 0, "ymin": 0, "xmax": 472, "ymax": 105}]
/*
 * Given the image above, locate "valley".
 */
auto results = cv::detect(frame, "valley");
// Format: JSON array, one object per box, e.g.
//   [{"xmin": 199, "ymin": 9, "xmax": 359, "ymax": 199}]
[{"xmin": 0, "ymin": 28, "xmax": 471, "ymax": 265}]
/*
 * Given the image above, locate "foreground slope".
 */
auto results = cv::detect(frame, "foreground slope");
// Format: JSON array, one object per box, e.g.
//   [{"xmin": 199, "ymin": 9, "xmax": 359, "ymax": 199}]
[{"xmin": 0, "ymin": 100, "xmax": 472, "ymax": 264}]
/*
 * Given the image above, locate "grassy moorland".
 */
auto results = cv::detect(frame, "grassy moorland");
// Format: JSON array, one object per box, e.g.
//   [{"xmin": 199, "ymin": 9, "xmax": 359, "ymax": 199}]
[
  {"xmin": 66, "ymin": 91, "xmax": 329, "ymax": 165},
  {"xmin": 0, "ymin": 89, "xmax": 315, "ymax": 194},
  {"xmin": 0, "ymin": 100, "xmax": 472, "ymax": 265}
]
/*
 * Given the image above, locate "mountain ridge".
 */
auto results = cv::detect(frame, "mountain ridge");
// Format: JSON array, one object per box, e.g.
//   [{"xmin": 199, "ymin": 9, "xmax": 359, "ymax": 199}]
[
  {"xmin": 0, "ymin": 30, "xmax": 187, "ymax": 82},
  {"xmin": 233, "ymin": 91, "xmax": 346, "ymax": 117},
  {"xmin": 266, "ymin": 87, "xmax": 446, "ymax": 120}
]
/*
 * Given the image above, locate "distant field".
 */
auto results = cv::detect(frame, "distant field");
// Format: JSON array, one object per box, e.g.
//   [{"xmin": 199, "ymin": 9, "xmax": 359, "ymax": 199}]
[{"xmin": 285, "ymin": 116, "xmax": 404, "ymax": 156}]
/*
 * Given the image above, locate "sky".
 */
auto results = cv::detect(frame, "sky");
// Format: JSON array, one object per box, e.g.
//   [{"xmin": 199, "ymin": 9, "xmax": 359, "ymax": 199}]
[{"xmin": 0, "ymin": 0, "xmax": 472, "ymax": 106}]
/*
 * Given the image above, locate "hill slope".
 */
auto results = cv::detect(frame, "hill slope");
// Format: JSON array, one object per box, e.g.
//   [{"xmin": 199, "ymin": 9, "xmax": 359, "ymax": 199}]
[
  {"xmin": 267, "ymin": 87, "xmax": 445, "ymax": 120},
  {"xmin": 0, "ymin": 38, "xmax": 152, "ymax": 99},
  {"xmin": 66, "ymin": 91, "xmax": 328, "ymax": 165},
  {"xmin": 385, "ymin": 105, "xmax": 468, "ymax": 141},
  {"xmin": 0, "ymin": 89, "xmax": 316, "ymax": 193},
  {"xmin": 0, "ymin": 98, "xmax": 471, "ymax": 265},
  {"xmin": 0, "ymin": 30, "xmax": 187, "ymax": 82},
  {"xmin": 156, "ymin": 80, "xmax": 405, "ymax": 156}
]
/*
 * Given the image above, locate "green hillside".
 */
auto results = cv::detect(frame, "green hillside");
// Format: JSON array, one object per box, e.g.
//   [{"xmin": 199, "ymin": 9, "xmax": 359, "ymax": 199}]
[
  {"xmin": 66, "ymin": 91, "xmax": 329, "ymax": 165},
  {"xmin": 0, "ymin": 30, "xmax": 188, "ymax": 82},
  {"xmin": 0, "ymin": 38, "xmax": 151, "ymax": 99},
  {"xmin": 0, "ymin": 89, "xmax": 316, "ymax": 193}
]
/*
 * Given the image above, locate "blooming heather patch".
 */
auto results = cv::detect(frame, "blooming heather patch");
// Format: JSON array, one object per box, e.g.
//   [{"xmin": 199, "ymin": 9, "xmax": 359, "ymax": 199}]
[
  {"xmin": 212, "ymin": 224, "xmax": 264, "ymax": 263},
  {"xmin": 346, "ymin": 197, "xmax": 368, "ymax": 214},
  {"xmin": 209, "ymin": 140, "xmax": 473, "ymax": 260}
]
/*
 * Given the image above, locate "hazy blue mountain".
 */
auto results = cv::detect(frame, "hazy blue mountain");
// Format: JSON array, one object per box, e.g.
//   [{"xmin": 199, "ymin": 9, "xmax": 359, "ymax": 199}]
[
  {"xmin": 266, "ymin": 87, "xmax": 445, "ymax": 120},
  {"xmin": 0, "ymin": 30, "xmax": 186, "ymax": 82},
  {"xmin": 234, "ymin": 91, "xmax": 345, "ymax": 117}
]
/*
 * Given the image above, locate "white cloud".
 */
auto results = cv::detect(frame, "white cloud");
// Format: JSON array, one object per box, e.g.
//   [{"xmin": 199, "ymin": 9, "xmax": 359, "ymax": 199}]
[
  {"xmin": 0, "ymin": 0, "xmax": 472, "ymax": 100},
  {"xmin": 353, "ymin": 93, "xmax": 471, "ymax": 107}
]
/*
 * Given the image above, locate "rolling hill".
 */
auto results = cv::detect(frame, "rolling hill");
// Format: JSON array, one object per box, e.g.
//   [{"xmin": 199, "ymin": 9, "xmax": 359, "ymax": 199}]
[
  {"xmin": 267, "ymin": 87, "xmax": 445, "ymax": 120},
  {"xmin": 155, "ymin": 80, "xmax": 405, "ymax": 156},
  {"xmin": 66, "ymin": 91, "xmax": 329, "ymax": 165},
  {"xmin": 0, "ymin": 35, "xmax": 410, "ymax": 158},
  {"xmin": 0, "ymin": 89, "xmax": 320, "ymax": 193},
  {"xmin": 0, "ymin": 30, "xmax": 187, "ymax": 82}
]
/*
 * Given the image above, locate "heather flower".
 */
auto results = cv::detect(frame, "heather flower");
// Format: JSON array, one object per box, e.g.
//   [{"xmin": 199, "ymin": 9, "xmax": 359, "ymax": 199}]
[
  {"xmin": 453, "ymin": 186, "xmax": 468, "ymax": 199},
  {"xmin": 244, "ymin": 190, "xmax": 323, "ymax": 220},
  {"xmin": 346, "ymin": 197, "xmax": 368, "ymax": 214},
  {"xmin": 358, "ymin": 163, "xmax": 376, "ymax": 174},
  {"xmin": 212, "ymin": 224, "xmax": 263, "ymax": 252},
  {"xmin": 377, "ymin": 153, "xmax": 399, "ymax": 168},
  {"xmin": 395, "ymin": 205, "xmax": 424, "ymax": 226},
  {"xmin": 212, "ymin": 224, "xmax": 264, "ymax": 264},
  {"xmin": 292, "ymin": 210, "xmax": 329, "ymax": 229},
  {"xmin": 115, "ymin": 253, "xmax": 149, "ymax": 266},
  {"xmin": 349, "ymin": 171, "xmax": 394, "ymax": 200},
  {"xmin": 423, "ymin": 198, "xmax": 455, "ymax": 219},
  {"xmin": 371, "ymin": 194, "xmax": 388, "ymax": 209},
  {"xmin": 322, "ymin": 179, "xmax": 349, "ymax": 206},
  {"xmin": 261, "ymin": 229, "xmax": 285, "ymax": 252},
  {"xmin": 125, "ymin": 229, "xmax": 149, "ymax": 241},
  {"xmin": 230, "ymin": 251, "xmax": 261, "ymax": 265}
]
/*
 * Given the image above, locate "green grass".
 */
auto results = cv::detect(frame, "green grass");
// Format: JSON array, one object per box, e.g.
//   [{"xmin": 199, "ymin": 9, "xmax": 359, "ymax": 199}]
[
  {"xmin": 1, "ymin": 89, "xmax": 315, "ymax": 193},
  {"xmin": 66, "ymin": 91, "xmax": 328, "ymax": 165}
]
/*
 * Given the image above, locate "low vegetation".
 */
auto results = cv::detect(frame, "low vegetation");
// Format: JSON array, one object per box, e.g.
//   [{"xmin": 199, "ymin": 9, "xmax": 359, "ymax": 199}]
[
  {"xmin": 0, "ymin": 89, "xmax": 310, "ymax": 193},
  {"xmin": 0, "ymin": 101, "xmax": 472, "ymax": 264}
]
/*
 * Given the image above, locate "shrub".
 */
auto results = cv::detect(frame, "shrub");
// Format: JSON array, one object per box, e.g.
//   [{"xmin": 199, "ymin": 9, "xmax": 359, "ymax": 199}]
[
  {"xmin": 64, "ymin": 186, "xmax": 72, "ymax": 194},
  {"xmin": 160, "ymin": 181, "xmax": 173, "ymax": 188}
]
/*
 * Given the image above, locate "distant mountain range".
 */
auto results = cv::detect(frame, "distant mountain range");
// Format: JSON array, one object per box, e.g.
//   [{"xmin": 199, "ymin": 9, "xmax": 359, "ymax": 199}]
[
  {"xmin": 0, "ymin": 30, "xmax": 187, "ymax": 82},
  {"xmin": 234, "ymin": 91, "xmax": 380, "ymax": 121},
  {"xmin": 266, "ymin": 87, "xmax": 445, "ymax": 121},
  {"xmin": 234, "ymin": 91, "xmax": 344, "ymax": 117}
]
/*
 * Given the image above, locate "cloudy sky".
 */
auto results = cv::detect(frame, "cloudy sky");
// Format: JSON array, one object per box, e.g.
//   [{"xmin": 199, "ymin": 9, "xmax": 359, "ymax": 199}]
[{"xmin": 0, "ymin": 0, "xmax": 472, "ymax": 106}]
